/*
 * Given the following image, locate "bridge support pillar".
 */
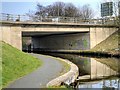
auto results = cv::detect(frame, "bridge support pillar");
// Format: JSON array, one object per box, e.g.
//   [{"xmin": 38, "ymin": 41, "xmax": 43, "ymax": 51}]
[
  {"xmin": 90, "ymin": 27, "xmax": 117, "ymax": 49},
  {"xmin": 2, "ymin": 25, "xmax": 22, "ymax": 50}
]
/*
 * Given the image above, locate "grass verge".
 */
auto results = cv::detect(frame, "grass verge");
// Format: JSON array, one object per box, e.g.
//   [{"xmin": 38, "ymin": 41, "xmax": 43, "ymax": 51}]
[
  {"xmin": 57, "ymin": 58, "xmax": 70, "ymax": 76},
  {"xmin": 48, "ymin": 85, "xmax": 73, "ymax": 90},
  {"xmin": 2, "ymin": 41, "xmax": 42, "ymax": 88}
]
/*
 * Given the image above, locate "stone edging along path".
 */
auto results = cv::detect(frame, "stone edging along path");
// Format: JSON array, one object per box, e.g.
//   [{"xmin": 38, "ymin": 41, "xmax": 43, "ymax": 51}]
[{"xmin": 47, "ymin": 56, "xmax": 79, "ymax": 87}]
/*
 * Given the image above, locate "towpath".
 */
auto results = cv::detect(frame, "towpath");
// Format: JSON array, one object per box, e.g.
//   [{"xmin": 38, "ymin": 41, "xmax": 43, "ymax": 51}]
[{"xmin": 7, "ymin": 53, "xmax": 64, "ymax": 88}]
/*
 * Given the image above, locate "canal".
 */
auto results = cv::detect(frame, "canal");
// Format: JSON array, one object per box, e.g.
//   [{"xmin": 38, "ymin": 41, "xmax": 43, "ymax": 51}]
[{"xmin": 37, "ymin": 52, "xmax": 120, "ymax": 89}]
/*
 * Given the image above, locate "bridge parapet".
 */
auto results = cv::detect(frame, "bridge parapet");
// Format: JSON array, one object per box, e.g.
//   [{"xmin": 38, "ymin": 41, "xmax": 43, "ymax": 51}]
[{"xmin": 0, "ymin": 13, "xmax": 116, "ymax": 25}]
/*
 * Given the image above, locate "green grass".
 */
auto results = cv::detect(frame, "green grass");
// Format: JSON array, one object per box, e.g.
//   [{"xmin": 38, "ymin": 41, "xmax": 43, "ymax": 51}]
[
  {"xmin": 1, "ymin": 41, "xmax": 42, "ymax": 88},
  {"xmin": 91, "ymin": 30, "xmax": 119, "ymax": 53},
  {"xmin": 48, "ymin": 85, "xmax": 73, "ymax": 90},
  {"xmin": 57, "ymin": 59, "xmax": 70, "ymax": 76}
]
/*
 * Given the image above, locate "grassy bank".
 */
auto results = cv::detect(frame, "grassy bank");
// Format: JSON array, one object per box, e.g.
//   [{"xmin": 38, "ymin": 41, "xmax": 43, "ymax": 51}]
[{"xmin": 2, "ymin": 42, "xmax": 42, "ymax": 88}]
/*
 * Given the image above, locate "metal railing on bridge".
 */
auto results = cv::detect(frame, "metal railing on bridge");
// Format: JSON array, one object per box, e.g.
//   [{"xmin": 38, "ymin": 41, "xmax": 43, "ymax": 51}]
[{"xmin": 0, "ymin": 13, "xmax": 116, "ymax": 25}]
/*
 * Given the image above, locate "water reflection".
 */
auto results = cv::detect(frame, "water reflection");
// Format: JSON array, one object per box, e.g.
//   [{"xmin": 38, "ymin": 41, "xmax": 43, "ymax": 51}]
[
  {"xmin": 39, "ymin": 53, "xmax": 120, "ymax": 88},
  {"xmin": 45, "ymin": 53, "xmax": 120, "ymax": 78},
  {"xmin": 78, "ymin": 77, "xmax": 120, "ymax": 89},
  {"xmin": 90, "ymin": 58, "xmax": 118, "ymax": 79}
]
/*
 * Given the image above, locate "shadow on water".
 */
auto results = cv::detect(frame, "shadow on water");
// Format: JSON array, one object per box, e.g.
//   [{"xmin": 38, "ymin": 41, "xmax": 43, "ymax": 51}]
[{"xmin": 26, "ymin": 50, "xmax": 120, "ymax": 88}]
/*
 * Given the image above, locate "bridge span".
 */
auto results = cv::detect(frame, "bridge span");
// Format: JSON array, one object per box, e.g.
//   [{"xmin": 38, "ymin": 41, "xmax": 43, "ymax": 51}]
[{"xmin": 1, "ymin": 21, "xmax": 118, "ymax": 51}]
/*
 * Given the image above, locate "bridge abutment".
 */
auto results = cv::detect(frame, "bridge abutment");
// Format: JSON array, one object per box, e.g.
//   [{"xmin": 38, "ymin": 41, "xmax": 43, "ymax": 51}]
[
  {"xmin": 90, "ymin": 27, "xmax": 117, "ymax": 49},
  {"xmin": 2, "ymin": 25, "xmax": 22, "ymax": 50}
]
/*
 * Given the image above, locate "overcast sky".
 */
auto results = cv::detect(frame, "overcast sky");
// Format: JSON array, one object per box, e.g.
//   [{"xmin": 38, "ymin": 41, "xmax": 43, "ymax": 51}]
[{"xmin": 1, "ymin": 0, "xmax": 109, "ymax": 18}]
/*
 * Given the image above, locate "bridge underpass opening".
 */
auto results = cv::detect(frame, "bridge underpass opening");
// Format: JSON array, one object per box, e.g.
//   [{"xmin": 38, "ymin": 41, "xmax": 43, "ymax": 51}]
[{"xmin": 22, "ymin": 31, "xmax": 90, "ymax": 52}]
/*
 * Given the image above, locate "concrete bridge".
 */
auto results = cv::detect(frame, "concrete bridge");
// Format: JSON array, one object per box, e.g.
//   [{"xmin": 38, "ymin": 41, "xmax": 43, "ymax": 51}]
[{"xmin": 1, "ymin": 21, "xmax": 118, "ymax": 51}]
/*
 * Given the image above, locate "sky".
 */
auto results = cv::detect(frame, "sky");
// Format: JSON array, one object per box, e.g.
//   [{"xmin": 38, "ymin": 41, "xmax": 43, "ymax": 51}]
[{"xmin": 1, "ymin": 0, "xmax": 108, "ymax": 18}]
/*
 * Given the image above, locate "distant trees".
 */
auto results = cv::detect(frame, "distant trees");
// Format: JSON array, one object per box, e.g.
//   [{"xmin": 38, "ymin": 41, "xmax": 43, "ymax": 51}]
[
  {"xmin": 64, "ymin": 3, "xmax": 79, "ymax": 17},
  {"xmin": 51, "ymin": 2, "xmax": 65, "ymax": 16},
  {"xmin": 27, "ymin": 2, "xmax": 94, "ymax": 20},
  {"xmin": 79, "ymin": 4, "xmax": 94, "ymax": 20},
  {"xmin": 35, "ymin": 3, "xmax": 46, "ymax": 17}
]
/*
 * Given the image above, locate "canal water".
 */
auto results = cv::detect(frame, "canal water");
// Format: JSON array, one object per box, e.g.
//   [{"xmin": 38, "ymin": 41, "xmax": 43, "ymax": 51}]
[
  {"xmin": 40, "ymin": 53, "xmax": 120, "ymax": 89},
  {"xmin": 78, "ymin": 77, "xmax": 120, "ymax": 89}
]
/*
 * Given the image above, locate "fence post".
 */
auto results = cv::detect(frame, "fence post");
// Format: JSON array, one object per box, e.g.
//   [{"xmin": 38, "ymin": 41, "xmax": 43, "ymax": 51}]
[
  {"xmin": 15, "ymin": 15, "xmax": 20, "ymax": 21},
  {"xmin": 18, "ymin": 15, "xmax": 20, "ymax": 21},
  {"xmin": 7, "ymin": 14, "xmax": 10, "ymax": 21}
]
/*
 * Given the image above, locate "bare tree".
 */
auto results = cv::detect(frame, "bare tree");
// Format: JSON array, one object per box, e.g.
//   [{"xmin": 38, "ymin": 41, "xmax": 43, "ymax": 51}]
[
  {"xmin": 27, "ymin": 2, "xmax": 94, "ymax": 22},
  {"xmin": 35, "ymin": 3, "xmax": 47, "ymax": 17},
  {"xmin": 26, "ymin": 10, "xmax": 39, "ymax": 21},
  {"xmin": 45, "ymin": 5, "xmax": 55, "ymax": 16},
  {"xmin": 54, "ymin": 2, "xmax": 65, "ymax": 16},
  {"xmin": 80, "ymin": 4, "xmax": 94, "ymax": 20},
  {"xmin": 38, "ymin": 2, "xmax": 66, "ymax": 17},
  {"xmin": 64, "ymin": 3, "xmax": 78, "ymax": 17}
]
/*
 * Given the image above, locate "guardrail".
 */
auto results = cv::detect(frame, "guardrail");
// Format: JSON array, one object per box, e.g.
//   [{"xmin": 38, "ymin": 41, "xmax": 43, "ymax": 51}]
[
  {"xmin": 0, "ymin": 13, "xmax": 116, "ymax": 25},
  {"xmin": 0, "ymin": 13, "xmax": 29, "ymax": 21}
]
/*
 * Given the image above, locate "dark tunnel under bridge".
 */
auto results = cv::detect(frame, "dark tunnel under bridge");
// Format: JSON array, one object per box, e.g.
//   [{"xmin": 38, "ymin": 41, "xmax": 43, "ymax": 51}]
[{"xmin": 22, "ymin": 31, "xmax": 90, "ymax": 52}]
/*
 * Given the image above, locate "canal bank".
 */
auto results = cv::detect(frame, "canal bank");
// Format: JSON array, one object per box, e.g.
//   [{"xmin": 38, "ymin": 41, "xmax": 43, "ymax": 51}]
[
  {"xmin": 39, "ymin": 53, "xmax": 120, "ymax": 88},
  {"xmin": 6, "ymin": 53, "xmax": 79, "ymax": 88},
  {"xmin": 47, "ymin": 56, "xmax": 79, "ymax": 87}
]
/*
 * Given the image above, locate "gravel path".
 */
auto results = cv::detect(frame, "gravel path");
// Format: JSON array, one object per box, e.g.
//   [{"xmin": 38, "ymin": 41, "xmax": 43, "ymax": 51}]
[{"xmin": 7, "ymin": 53, "xmax": 63, "ymax": 88}]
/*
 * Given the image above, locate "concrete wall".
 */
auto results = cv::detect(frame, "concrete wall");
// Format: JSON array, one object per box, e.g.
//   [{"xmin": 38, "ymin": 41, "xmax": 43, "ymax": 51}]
[
  {"xmin": 32, "ymin": 32, "xmax": 90, "ymax": 50},
  {"xmin": 90, "ymin": 27, "xmax": 117, "ymax": 48},
  {"xmin": 1, "ymin": 25, "xmax": 22, "ymax": 50},
  {"xmin": 1, "ymin": 22, "xmax": 118, "ymax": 50}
]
